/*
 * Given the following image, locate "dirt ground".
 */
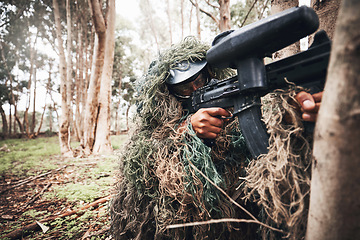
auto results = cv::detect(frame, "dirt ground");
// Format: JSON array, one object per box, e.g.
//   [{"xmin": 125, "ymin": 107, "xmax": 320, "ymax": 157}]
[{"xmin": 0, "ymin": 159, "xmax": 116, "ymax": 240}]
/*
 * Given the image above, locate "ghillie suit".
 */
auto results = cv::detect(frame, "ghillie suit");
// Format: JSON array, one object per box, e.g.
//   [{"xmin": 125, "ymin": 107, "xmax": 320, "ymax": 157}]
[
  {"xmin": 243, "ymin": 87, "xmax": 314, "ymax": 240},
  {"xmin": 110, "ymin": 37, "xmax": 313, "ymax": 240}
]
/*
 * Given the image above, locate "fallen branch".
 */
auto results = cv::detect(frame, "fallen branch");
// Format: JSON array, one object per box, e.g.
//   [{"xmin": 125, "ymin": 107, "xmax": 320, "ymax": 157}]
[
  {"xmin": 2, "ymin": 195, "xmax": 112, "ymax": 240},
  {"xmin": 85, "ymin": 226, "xmax": 110, "ymax": 238},
  {"xmin": 23, "ymin": 182, "xmax": 53, "ymax": 208},
  {"xmin": 167, "ymin": 218, "xmax": 263, "ymax": 229},
  {"xmin": 80, "ymin": 225, "xmax": 94, "ymax": 240},
  {"xmin": 0, "ymin": 166, "xmax": 67, "ymax": 194}
]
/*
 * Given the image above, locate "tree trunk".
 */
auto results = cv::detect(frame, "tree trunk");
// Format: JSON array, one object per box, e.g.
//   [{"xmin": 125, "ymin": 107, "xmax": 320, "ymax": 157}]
[
  {"xmin": 126, "ymin": 103, "xmax": 130, "ymax": 132},
  {"xmin": 36, "ymin": 68, "xmax": 52, "ymax": 137},
  {"xmin": 31, "ymin": 66, "xmax": 37, "ymax": 135},
  {"xmin": 66, "ymin": 0, "xmax": 73, "ymax": 141},
  {"xmin": 74, "ymin": 23, "xmax": 84, "ymax": 142},
  {"xmin": 24, "ymin": 42, "xmax": 32, "ymax": 137},
  {"xmin": 93, "ymin": 0, "xmax": 116, "ymax": 154},
  {"xmin": 166, "ymin": 0, "xmax": 173, "ymax": 44},
  {"xmin": 271, "ymin": 0, "xmax": 299, "ymax": 59},
  {"xmin": 13, "ymin": 102, "xmax": 24, "ymax": 135},
  {"xmin": 306, "ymin": 0, "xmax": 360, "ymax": 239},
  {"xmin": 53, "ymin": 0, "xmax": 72, "ymax": 156},
  {"xmin": 36, "ymin": 104, "xmax": 47, "ymax": 137},
  {"xmin": 23, "ymin": 106, "xmax": 30, "ymax": 136},
  {"xmin": 0, "ymin": 106, "xmax": 8, "ymax": 138},
  {"xmin": 114, "ymin": 75, "xmax": 122, "ymax": 135},
  {"xmin": 49, "ymin": 105, "xmax": 53, "ymax": 132},
  {"xmin": 82, "ymin": 0, "xmax": 107, "ymax": 154},
  {"xmin": 0, "ymin": 41, "xmax": 24, "ymax": 135},
  {"xmin": 144, "ymin": 0, "xmax": 160, "ymax": 51},
  {"xmin": 194, "ymin": 0, "xmax": 201, "ymax": 39},
  {"xmin": 181, "ymin": 0, "xmax": 184, "ymax": 39},
  {"xmin": 81, "ymin": 21, "xmax": 92, "ymax": 146},
  {"xmin": 311, "ymin": 0, "xmax": 341, "ymax": 40},
  {"xmin": 219, "ymin": 0, "xmax": 231, "ymax": 31}
]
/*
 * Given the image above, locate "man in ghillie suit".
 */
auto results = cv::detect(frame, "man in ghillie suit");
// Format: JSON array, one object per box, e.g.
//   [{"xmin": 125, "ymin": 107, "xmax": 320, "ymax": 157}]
[{"xmin": 110, "ymin": 36, "xmax": 322, "ymax": 240}]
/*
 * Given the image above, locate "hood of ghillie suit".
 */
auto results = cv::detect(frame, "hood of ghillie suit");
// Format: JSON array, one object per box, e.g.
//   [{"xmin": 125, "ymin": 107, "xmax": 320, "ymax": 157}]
[{"xmin": 110, "ymin": 36, "xmax": 314, "ymax": 240}]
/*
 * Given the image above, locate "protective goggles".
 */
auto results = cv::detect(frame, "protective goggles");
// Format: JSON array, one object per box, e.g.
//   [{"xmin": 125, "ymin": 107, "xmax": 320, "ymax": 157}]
[{"xmin": 169, "ymin": 71, "xmax": 209, "ymax": 99}]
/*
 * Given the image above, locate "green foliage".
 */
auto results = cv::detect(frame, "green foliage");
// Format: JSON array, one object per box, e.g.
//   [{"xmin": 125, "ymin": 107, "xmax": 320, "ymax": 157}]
[
  {"xmin": 23, "ymin": 209, "xmax": 51, "ymax": 219},
  {"xmin": 50, "ymin": 182, "xmax": 103, "ymax": 202},
  {"xmin": 47, "ymin": 158, "xmax": 117, "ymax": 202}
]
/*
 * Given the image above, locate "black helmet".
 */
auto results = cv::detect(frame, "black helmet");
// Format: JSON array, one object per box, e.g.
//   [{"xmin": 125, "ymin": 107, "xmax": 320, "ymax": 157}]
[{"xmin": 166, "ymin": 60, "xmax": 208, "ymax": 99}]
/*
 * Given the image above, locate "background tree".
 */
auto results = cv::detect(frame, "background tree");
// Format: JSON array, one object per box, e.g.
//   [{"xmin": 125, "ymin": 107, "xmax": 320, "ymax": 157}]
[
  {"xmin": 0, "ymin": 0, "xmax": 54, "ymax": 138},
  {"xmin": 53, "ymin": 0, "xmax": 72, "ymax": 156},
  {"xmin": 82, "ymin": 0, "xmax": 116, "ymax": 155},
  {"xmin": 92, "ymin": 0, "xmax": 116, "ymax": 154}
]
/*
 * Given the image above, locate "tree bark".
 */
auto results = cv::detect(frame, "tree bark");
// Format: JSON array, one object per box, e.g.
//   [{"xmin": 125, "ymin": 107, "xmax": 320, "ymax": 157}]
[
  {"xmin": 219, "ymin": 0, "xmax": 231, "ymax": 31},
  {"xmin": 36, "ymin": 68, "xmax": 52, "ymax": 137},
  {"xmin": 0, "ymin": 41, "xmax": 24, "ymax": 135},
  {"xmin": 82, "ymin": 0, "xmax": 107, "ymax": 154},
  {"xmin": 166, "ymin": 0, "xmax": 173, "ymax": 44},
  {"xmin": 0, "ymin": 106, "xmax": 8, "ymax": 138},
  {"xmin": 306, "ymin": 0, "xmax": 360, "ymax": 239},
  {"xmin": 36, "ymin": 104, "xmax": 47, "ymax": 137},
  {"xmin": 74, "ymin": 22, "xmax": 84, "ymax": 142},
  {"xmin": 181, "ymin": 0, "xmax": 184, "ymax": 39},
  {"xmin": 66, "ymin": 0, "xmax": 73, "ymax": 141},
  {"xmin": 194, "ymin": 0, "xmax": 201, "ymax": 39},
  {"xmin": 311, "ymin": 0, "xmax": 341, "ymax": 40},
  {"xmin": 31, "ymin": 66, "xmax": 37, "ymax": 135},
  {"xmin": 93, "ymin": 0, "xmax": 116, "ymax": 154},
  {"xmin": 126, "ymin": 103, "xmax": 130, "ymax": 132},
  {"xmin": 53, "ymin": 0, "xmax": 72, "ymax": 156},
  {"xmin": 144, "ymin": 0, "xmax": 160, "ymax": 51},
  {"xmin": 81, "ymin": 20, "xmax": 92, "ymax": 146},
  {"xmin": 49, "ymin": 105, "xmax": 53, "ymax": 132}
]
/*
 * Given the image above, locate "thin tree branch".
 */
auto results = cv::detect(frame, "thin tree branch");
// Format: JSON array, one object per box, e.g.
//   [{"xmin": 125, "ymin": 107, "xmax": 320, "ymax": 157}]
[
  {"xmin": 189, "ymin": 0, "xmax": 220, "ymax": 28},
  {"xmin": 0, "ymin": 166, "xmax": 68, "ymax": 194},
  {"xmin": 259, "ymin": 0, "xmax": 271, "ymax": 19},
  {"xmin": 167, "ymin": 218, "xmax": 268, "ymax": 229},
  {"xmin": 23, "ymin": 182, "xmax": 53, "ymax": 208},
  {"xmin": 241, "ymin": 0, "xmax": 260, "ymax": 27},
  {"xmin": 204, "ymin": 0, "xmax": 219, "ymax": 9}
]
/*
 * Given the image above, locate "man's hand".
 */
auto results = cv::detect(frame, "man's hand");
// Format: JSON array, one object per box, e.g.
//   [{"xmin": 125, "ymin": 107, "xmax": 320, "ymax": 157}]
[
  {"xmin": 295, "ymin": 91, "xmax": 323, "ymax": 122},
  {"xmin": 191, "ymin": 108, "xmax": 231, "ymax": 139}
]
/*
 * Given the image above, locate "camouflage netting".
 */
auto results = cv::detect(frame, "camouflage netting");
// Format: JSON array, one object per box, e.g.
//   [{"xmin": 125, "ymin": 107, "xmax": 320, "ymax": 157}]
[{"xmin": 110, "ymin": 37, "xmax": 313, "ymax": 240}]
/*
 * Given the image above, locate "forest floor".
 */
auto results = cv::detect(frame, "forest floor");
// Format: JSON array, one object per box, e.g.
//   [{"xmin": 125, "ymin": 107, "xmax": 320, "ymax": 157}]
[{"xmin": 0, "ymin": 135, "xmax": 127, "ymax": 240}]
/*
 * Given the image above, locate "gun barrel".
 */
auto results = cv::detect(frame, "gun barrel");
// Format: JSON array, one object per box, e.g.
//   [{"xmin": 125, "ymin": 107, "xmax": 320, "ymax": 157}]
[
  {"xmin": 266, "ymin": 30, "xmax": 331, "ymax": 93},
  {"xmin": 207, "ymin": 6, "xmax": 319, "ymax": 69}
]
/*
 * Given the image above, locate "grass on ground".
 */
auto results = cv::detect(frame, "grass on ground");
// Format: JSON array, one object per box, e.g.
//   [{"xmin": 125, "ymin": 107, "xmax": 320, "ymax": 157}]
[{"xmin": 0, "ymin": 134, "xmax": 127, "ymax": 240}]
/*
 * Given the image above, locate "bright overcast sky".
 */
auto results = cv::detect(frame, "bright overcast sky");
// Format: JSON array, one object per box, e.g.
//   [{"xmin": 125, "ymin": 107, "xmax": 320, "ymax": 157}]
[{"xmin": 116, "ymin": 0, "xmax": 140, "ymax": 21}]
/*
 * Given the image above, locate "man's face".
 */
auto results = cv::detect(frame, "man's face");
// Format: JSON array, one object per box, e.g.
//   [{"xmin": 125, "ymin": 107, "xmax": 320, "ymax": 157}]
[{"xmin": 171, "ymin": 71, "xmax": 208, "ymax": 98}]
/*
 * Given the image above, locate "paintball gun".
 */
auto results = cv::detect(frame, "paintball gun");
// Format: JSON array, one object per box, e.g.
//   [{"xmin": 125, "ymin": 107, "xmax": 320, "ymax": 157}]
[{"xmin": 183, "ymin": 6, "xmax": 331, "ymax": 158}]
